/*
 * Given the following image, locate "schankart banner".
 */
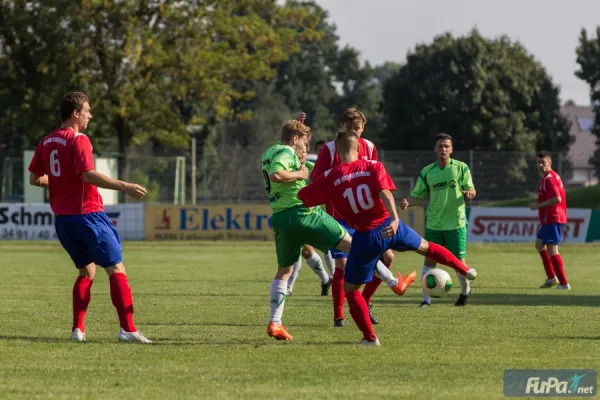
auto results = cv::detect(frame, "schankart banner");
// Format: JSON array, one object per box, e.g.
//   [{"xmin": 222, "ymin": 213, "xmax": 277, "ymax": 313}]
[
  {"xmin": 467, "ymin": 207, "xmax": 592, "ymax": 243},
  {"xmin": 0, "ymin": 203, "xmax": 145, "ymax": 241}
]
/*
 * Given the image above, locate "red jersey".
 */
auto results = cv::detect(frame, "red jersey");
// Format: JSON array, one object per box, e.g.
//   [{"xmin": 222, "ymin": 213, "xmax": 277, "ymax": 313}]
[
  {"xmin": 299, "ymin": 160, "xmax": 396, "ymax": 231},
  {"xmin": 28, "ymin": 127, "xmax": 103, "ymax": 216},
  {"xmin": 310, "ymin": 137, "xmax": 378, "ymax": 219},
  {"xmin": 538, "ymin": 170, "xmax": 567, "ymax": 224}
]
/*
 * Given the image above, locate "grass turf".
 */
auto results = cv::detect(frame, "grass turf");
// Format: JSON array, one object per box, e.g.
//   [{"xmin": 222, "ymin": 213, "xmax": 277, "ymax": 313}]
[{"xmin": 0, "ymin": 241, "xmax": 598, "ymax": 399}]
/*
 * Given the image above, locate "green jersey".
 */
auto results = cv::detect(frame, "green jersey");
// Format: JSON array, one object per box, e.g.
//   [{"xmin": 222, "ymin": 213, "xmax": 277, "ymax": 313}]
[
  {"xmin": 410, "ymin": 159, "xmax": 475, "ymax": 231},
  {"xmin": 304, "ymin": 161, "xmax": 315, "ymax": 185},
  {"xmin": 261, "ymin": 142, "xmax": 306, "ymax": 213}
]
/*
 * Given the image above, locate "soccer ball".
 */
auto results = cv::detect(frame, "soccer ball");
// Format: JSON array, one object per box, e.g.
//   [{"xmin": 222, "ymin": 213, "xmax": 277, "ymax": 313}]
[{"xmin": 421, "ymin": 269, "xmax": 453, "ymax": 297}]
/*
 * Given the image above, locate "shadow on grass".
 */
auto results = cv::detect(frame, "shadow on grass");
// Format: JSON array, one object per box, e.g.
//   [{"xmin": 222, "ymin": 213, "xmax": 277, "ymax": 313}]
[
  {"xmin": 376, "ymin": 293, "xmax": 600, "ymax": 307},
  {"xmin": 0, "ymin": 335, "xmax": 65, "ymax": 343},
  {"xmin": 142, "ymin": 322, "xmax": 325, "ymax": 328}
]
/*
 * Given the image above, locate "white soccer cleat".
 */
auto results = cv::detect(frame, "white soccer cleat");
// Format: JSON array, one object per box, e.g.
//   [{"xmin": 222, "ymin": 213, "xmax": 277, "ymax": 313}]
[
  {"xmin": 71, "ymin": 328, "xmax": 86, "ymax": 342},
  {"xmin": 556, "ymin": 284, "xmax": 571, "ymax": 290},
  {"xmin": 540, "ymin": 278, "xmax": 559, "ymax": 288},
  {"xmin": 118, "ymin": 328, "xmax": 152, "ymax": 343},
  {"xmin": 465, "ymin": 268, "xmax": 477, "ymax": 280},
  {"xmin": 360, "ymin": 338, "xmax": 381, "ymax": 347}
]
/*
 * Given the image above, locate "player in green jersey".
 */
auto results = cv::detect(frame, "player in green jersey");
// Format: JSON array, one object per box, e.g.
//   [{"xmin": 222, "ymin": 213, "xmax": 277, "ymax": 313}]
[
  {"xmin": 286, "ymin": 145, "xmax": 333, "ymax": 297},
  {"xmin": 261, "ymin": 119, "xmax": 354, "ymax": 341},
  {"xmin": 401, "ymin": 133, "xmax": 477, "ymax": 307}
]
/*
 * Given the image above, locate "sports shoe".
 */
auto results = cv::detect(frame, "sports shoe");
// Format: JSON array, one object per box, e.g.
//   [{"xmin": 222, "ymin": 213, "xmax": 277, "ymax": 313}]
[
  {"xmin": 391, "ymin": 271, "xmax": 417, "ymax": 296},
  {"xmin": 465, "ymin": 268, "xmax": 477, "ymax": 280},
  {"xmin": 454, "ymin": 293, "xmax": 469, "ymax": 306},
  {"xmin": 556, "ymin": 284, "xmax": 571, "ymax": 290},
  {"xmin": 368, "ymin": 303, "xmax": 379, "ymax": 324},
  {"xmin": 267, "ymin": 322, "xmax": 293, "ymax": 341},
  {"xmin": 540, "ymin": 278, "xmax": 559, "ymax": 288},
  {"xmin": 287, "ymin": 287, "xmax": 293, "ymax": 296},
  {"xmin": 333, "ymin": 318, "xmax": 345, "ymax": 328},
  {"xmin": 71, "ymin": 328, "xmax": 86, "ymax": 342},
  {"xmin": 321, "ymin": 277, "xmax": 333, "ymax": 296},
  {"xmin": 118, "ymin": 328, "xmax": 152, "ymax": 343},
  {"xmin": 360, "ymin": 338, "xmax": 381, "ymax": 346},
  {"xmin": 419, "ymin": 301, "xmax": 431, "ymax": 308}
]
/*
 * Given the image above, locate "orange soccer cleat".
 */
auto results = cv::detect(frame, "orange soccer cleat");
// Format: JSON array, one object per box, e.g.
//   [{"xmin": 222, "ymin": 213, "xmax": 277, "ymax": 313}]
[
  {"xmin": 391, "ymin": 271, "xmax": 417, "ymax": 296},
  {"xmin": 267, "ymin": 322, "xmax": 294, "ymax": 341}
]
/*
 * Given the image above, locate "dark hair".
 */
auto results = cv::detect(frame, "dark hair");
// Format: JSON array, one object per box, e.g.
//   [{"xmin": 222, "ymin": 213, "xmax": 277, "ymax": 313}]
[
  {"xmin": 60, "ymin": 92, "xmax": 89, "ymax": 122},
  {"xmin": 335, "ymin": 130, "xmax": 360, "ymax": 153},
  {"xmin": 315, "ymin": 139, "xmax": 326, "ymax": 147},
  {"xmin": 435, "ymin": 133, "xmax": 453, "ymax": 144},
  {"xmin": 537, "ymin": 151, "xmax": 551, "ymax": 159}
]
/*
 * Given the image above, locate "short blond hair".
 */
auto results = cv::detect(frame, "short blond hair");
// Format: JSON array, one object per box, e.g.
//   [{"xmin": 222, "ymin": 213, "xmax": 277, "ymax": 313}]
[
  {"xmin": 280, "ymin": 120, "xmax": 311, "ymax": 142},
  {"xmin": 340, "ymin": 108, "xmax": 366, "ymax": 131}
]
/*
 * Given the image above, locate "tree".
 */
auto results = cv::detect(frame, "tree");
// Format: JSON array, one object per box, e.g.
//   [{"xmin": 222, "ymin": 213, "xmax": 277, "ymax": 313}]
[
  {"xmin": 575, "ymin": 27, "xmax": 600, "ymax": 179},
  {"xmin": 381, "ymin": 30, "xmax": 571, "ymax": 199}
]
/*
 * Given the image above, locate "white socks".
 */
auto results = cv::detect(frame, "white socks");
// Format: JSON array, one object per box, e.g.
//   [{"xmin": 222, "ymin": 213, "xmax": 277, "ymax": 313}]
[
  {"xmin": 270, "ymin": 279, "xmax": 288, "ymax": 324},
  {"xmin": 374, "ymin": 260, "xmax": 398, "ymax": 287},
  {"xmin": 323, "ymin": 251, "xmax": 335, "ymax": 276},
  {"xmin": 456, "ymin": 272, "xmax": 470, "ymax": 295},
  {"xmin": 287, "ymin": 257, "xmax": 302, "ymax": 293},
  {"xmin": 306, "ymin": 253, "xmax": 329, "ymax": 284},
  {"xmin": 421, "ymin": 265, "xmax": 433, "ymax": 304}
]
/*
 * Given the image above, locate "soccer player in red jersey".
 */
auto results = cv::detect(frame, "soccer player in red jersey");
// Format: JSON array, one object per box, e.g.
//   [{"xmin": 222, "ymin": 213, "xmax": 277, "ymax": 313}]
[
  {"xmin": 28, "ymin": 92, "xmax": 151, "ymax": 343},
  {"xmin": 298, "ymin": 131, "xmax": 478, "ymax": 346},
  {"xmin": 528, "ymin": 151, "xmax": 570, "ymax": 289},
  {"xmin": 311, "ymin": 108, "xmax": 397, "ymax": 327}
]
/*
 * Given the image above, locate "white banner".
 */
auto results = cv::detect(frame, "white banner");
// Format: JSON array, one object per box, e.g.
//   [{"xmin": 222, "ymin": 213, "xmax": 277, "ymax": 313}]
[
  {"xmin": 467, "ymin": 207, "xmax": 591, "ymax": 243},
  {"xmin": 0, "ymin": 203, "xmax": 144, "ymax": 241}
]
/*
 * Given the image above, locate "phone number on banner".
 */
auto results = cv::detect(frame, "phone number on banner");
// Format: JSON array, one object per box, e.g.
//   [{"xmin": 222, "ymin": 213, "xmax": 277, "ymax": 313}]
[{"xmin": 0, "ymin": 228, "xmax": 57, "ymax": 240}]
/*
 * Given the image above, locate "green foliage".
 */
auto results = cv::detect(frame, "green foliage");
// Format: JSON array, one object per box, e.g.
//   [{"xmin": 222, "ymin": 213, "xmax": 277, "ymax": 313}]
[
  {"xmin": 486, "ymin": 184, "xmax": 600, "ymax": 209},
  {"xmin": 575, "ymin": 27, "xmax": 600, "ymax": 179}
]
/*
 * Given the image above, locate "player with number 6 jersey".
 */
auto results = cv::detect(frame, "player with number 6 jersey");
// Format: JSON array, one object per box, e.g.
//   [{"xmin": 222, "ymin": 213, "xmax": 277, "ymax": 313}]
[
  {"xmin": 298, "ymin": 130, "xmax": 478, "ymax": 345},
  {"xmin": 28, "ymin": 92, "xmax": 151, "ymax": 343}
]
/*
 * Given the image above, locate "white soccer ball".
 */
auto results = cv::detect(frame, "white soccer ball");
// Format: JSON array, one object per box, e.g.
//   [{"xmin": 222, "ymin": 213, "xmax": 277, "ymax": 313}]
[{"xmin": 421, "ymin": 269, "xmax": 453, "ymax": 297}]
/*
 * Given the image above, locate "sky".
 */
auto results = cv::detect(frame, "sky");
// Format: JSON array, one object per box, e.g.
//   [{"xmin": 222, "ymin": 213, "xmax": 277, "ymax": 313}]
[{"xmin": 316, "ymin": 0, "xmax": 600, "ymax": 105}]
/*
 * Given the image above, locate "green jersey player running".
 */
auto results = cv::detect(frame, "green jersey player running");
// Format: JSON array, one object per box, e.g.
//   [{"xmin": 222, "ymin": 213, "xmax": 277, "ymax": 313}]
[
  {"xmin": 261, "ymin": 119, "xmax": 354, "ymax": 341},
  {"xmin": 401, "ymin": 133, "xmax": 476, "ymax": 307}
]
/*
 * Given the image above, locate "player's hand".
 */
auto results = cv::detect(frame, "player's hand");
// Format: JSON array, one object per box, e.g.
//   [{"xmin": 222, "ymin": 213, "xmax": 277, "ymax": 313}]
[
  {"xmin": 297, "ymin": 165, "xmax": 309, "ymax": 180},
  {"xmin": 125, "ymin": 183, "xmax": 147, "ymax": 199},
  {"xmin": 528, "ymin": 202, "xmax": 538, "ymax": 211},
  {"xmin": 400, "ymin": 198, "xmax": 409, "ymax": 210},
  {"xmin": 381, "ymin": 219, "xmax": 399, "ymax": 239},
  {"xmin": 297, "ymin": 112, "xmax": 306, "ymax": 124},
  {"xmin": 462, "ymin": 190, "xmax": 476, "ymax": 200}
]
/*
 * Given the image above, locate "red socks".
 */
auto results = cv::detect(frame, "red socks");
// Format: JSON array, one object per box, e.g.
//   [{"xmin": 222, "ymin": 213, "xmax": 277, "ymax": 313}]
[
  {"xmin": 109, "ymin": 272, "xmax": 136, "ymax": 332},
  {"xmin": 362, "ymin": 262, "xmax": 390, "ymax": 304},
  {"xmin": 346, "ymin": 289, "xmax": 377, "ymax": 342},
  {"xmin": 72, "ymin": 276, "xmax": 93, "ymax": 332},
  {"xmin": 539, "ymin": 250, "xmax": 555, "ymax": 280},
  {"xmin": 426, "ymin": 242, "xmax": 469, "ymax": 275},
  {"xmin": 332, "ymin": 268, "xmax": 345, "ymax": 320},
  {"xmin": 551, "ymin": 254, "xmax": 568, "ymax": 286}
]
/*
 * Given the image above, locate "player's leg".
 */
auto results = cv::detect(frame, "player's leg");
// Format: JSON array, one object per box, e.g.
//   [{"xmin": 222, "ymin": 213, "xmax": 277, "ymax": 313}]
[
  {"xmin": 86, "ymin": 212, "xmax": 150, "ymax": 343},
  {"xmin": 331, "ymin": 251, "xmax": 348, "ymax": 327},
  {"xmin": 546, "ymin": 224, "xmax": 569, "ymax": 289},
  {"xmin": 301, "ymin": 244, "xmax": 332, "ymax": 295},
  {"xmin": 55, "ymin": 215, "xmax": 95, "ymax": 342},
  {"xmin": 362, "ymin": 250, "xmax": 394, "ymax": 324},
  {"xmin": 444, "ymin": 228, "xmax": 471, "ymax": 306},
  {"xmin": 323, "ymin": 250, "xmax": 335, "ymax": 276},
  {"xmin": 537, "ymin": 226, "xmax": 558, "ymax": 288},
  {"xmin": 420, "ymin": 228, "xmax": 442, "ymax": 307},
  {"xmin": 286, "ymin": 255, "xmax": 302, "ymax": 296}
]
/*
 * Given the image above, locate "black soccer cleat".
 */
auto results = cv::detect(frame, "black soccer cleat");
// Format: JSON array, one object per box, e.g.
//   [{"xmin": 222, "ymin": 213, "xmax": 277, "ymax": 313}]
[
  {"xmin": 419, "ymin": 301, "xmax": 431, "ymax": 308},
  {"xmin": 454, "ymin": 293, "xmax": 469, "ymax": 306},
  {"xmin": 368, "ymin": 303, "xmax": 379, "ymax": 325},
  {"xmin": 333, "ymin": 318, "xmax": 345, "ymax": 327},
  {"xmin": 321, "ymin": 276, "xmax": 333, "ymax": 296}
]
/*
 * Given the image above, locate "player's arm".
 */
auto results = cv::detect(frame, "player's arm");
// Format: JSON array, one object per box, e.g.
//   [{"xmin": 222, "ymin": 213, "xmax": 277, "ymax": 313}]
[
  {"xmin": 29, "ymin": 173, "xmax": 49, "ymax": 188},
  {"xmin": 461, "ymin": 165, "xmax": 476, "ymax": 200},
  {"xmin": 297, "ymin": 176, "xmax": 329, "ymax": 207},
  {"xmin": 380, "ymin": 189, "xmax": 400, "ymax": 239},
  {"xmin": 269, "ymin": 150, "xmax": 308, "ymax": 183},
  {"xmin": 528, "ymin": 180, "xmax": 561, "ymax": 210},
  {"xmin": 401, "ymin": 173, "xmax": 428, "ymax": 210}
]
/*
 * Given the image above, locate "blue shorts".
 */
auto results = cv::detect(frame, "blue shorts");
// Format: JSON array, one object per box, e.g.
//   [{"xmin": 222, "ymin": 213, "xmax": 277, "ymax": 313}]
[
  {"xmin": 345, "ymin": 218, "xmax": 422, "ymax": 285},
  {"xmin": 55, "ymin": 212, "xmax": 123, "ymax": 269},
  {"xmin": 330, "ymin": 219, "xmax": 355, "ymax": 259},
  {"xmin": 537, "ymin": 223, "xmax": 563, "ymax": 245}
]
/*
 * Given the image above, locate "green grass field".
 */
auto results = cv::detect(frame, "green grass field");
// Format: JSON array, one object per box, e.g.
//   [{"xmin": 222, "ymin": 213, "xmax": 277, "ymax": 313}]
[{"xmin": 0, "ymin": 241, "xmax": 599, "ymax": 399}]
